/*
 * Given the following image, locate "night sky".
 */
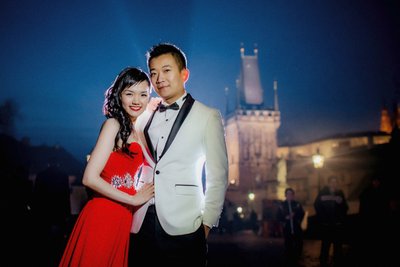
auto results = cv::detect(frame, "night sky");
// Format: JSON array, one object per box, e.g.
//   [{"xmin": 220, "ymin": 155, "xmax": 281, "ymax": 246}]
[{"xmin": 1, "ymin": 0, "xmax": 399, "ymax": 162}]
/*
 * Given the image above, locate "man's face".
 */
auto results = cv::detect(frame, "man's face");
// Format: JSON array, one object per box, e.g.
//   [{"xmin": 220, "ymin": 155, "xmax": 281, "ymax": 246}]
[
  {"xmin": 329, "ymin": 178, "xmax": 338, "ymax": 191},
  {"xmin": 149, "ymin": 53, "xmax": 188, "ymax": 104},
  {"xmin": 286, "ymin": 191, "xmax": 294, "ymax": 201}
]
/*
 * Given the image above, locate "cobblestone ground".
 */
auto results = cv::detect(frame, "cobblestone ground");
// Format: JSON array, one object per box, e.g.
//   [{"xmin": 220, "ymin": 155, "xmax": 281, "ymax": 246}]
[{"xmin": 207, "ymin": 230, "xmax": 354, "ymax": 267}]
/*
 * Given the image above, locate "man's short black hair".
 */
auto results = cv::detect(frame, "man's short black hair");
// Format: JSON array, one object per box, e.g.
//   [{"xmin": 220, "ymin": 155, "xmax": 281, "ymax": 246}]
[{"xmin": 146, "ymin": 42, "xmax": 187, "ymax": 70}]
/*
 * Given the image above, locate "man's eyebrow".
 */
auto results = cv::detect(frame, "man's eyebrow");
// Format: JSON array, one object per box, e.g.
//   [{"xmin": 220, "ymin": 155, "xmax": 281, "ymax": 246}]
[{"xmin": 150, "ymin": 64, "xmax": 172, "ymax": 71}]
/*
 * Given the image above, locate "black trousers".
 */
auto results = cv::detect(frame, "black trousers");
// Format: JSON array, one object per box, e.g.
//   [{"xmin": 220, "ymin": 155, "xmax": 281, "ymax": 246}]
[
  {"xmin": 319, "ymin": 225, "xmax": 345, "ymax": 267},
  {"xmin": 129, "ymin": 205, "xmax": 207, "ymax": 267}
]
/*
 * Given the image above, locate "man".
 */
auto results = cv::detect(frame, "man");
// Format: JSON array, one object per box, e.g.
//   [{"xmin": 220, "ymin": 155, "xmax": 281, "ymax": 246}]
[
  {"xmin": 314, "ymin": 177, "xmax": 348, "ymax": 267},
  {"xmin": 130, "ymin": 42, "xmax": 229, "ymax": 266},
  {"xmin": 277, "ymin": 188, "xmax": 305, "ymax": 266}
]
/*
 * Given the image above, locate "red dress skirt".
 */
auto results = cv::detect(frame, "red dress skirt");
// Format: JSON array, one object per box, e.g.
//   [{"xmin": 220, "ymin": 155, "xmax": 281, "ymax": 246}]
[{"xmin": 59, "ymin": 142, "xmax": 143, "ymax": 267}]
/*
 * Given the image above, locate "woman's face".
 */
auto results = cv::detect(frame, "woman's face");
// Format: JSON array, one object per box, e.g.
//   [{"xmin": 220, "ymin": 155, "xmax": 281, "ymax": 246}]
[{"xmin": 120, "ymin": 81, "xmax": 150, "ymax": 122}]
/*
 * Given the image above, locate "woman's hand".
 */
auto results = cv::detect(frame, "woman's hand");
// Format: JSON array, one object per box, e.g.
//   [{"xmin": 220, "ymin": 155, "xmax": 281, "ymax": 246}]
[
  {"xmin": 131, "ymin": 183, "xmax": 154, "ymax": 206},
  {"xmin": 147, "ymin": 97, "xmax": 162, "ymax": 111}
]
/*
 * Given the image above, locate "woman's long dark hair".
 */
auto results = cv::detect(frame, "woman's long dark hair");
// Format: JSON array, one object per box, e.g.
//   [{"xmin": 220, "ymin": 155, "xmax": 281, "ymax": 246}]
[{"xmin": 103, "ymin": 67, "xmax": 150, "ymax": 154}]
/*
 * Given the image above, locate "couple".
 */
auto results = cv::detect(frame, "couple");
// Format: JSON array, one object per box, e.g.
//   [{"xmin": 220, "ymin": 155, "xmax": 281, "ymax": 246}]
[{"xmin": 59, "ymin": 42, "xmax": 229, "ymax": 267}]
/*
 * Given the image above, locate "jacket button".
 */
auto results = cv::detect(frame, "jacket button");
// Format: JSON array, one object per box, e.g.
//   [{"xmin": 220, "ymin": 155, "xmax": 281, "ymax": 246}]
[{"xmin": 155, "ymin": 170, "xmax": 160, "ymax": 174}]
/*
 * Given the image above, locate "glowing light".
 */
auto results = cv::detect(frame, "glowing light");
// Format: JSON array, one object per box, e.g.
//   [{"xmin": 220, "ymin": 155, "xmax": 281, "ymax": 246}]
[
  {"xmin": 312, "ymin": 152, "xmax": 324, "ymax": 169},
  {"xmin": 248, "ymin": 192, "xmax": 255, "ymax": 201}
]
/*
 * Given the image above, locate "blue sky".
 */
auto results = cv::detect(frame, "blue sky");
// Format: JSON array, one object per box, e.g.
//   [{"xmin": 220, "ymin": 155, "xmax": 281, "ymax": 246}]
[{"xmin": 1, "ymin": 0, "xmax": 399, "ymax": 161}]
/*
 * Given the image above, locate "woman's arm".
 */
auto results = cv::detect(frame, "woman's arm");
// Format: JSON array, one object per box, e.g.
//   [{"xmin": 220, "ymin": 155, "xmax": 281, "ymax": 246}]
[{"xmin": 82, "ymin": 118, "xmax": 153, "ymax": 206}]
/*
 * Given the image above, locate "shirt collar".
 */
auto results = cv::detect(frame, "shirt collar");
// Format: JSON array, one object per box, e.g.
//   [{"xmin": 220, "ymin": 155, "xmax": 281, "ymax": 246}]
[{"xmin": 161, "ymin": 91, "xmax": 187, "ymax": 109}]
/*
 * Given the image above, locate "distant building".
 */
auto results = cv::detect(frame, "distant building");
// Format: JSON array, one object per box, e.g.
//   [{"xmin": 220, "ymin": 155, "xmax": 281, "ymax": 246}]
[
  {"xmin": 380, "ymin": 102, "xmax": 400, "ymax": 134},
  {"xmin": 223, "ymin": 45, "xmax": 396, "ymax": 226},
  {"xmin": 224, "ymin": 45, "xmax": 281, "ymax": 220},
  {"xmin": 380, "ymin": 106, "xmax": 392, "ymax": 133},
  {"xmin": 277, "ymin": 131, "xmax": 391, "ymax": 215}
]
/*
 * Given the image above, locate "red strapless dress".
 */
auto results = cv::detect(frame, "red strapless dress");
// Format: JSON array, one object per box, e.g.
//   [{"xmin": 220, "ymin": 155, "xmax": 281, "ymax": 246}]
[{"xmin": 59, "ymin": 142, "xmax": 143, "ymax": 267}]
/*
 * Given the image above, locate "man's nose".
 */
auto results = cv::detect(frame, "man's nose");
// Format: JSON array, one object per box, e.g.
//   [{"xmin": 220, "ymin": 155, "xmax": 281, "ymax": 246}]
[{"xmin": 156, "ymin": 73, "xmax": 164, "ymax": 84}]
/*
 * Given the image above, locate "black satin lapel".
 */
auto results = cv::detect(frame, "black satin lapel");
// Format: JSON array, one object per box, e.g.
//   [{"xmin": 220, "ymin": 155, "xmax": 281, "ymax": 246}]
[
  {"xmin": 144, "ymin": 110, "xmax": 157, "ymax": 161},
  {"xmin": 159, "ymin": 94, "xmax": 195, "ymax": 159}
]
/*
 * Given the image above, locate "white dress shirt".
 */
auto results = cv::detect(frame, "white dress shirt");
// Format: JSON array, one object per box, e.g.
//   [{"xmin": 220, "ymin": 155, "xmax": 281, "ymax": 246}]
[
  {"xmin": 148, "ymin": 92, "xmax": 187, "ymax": 161},
  {"xmin": 147, "ymin": 92, "xmax": 187, "ymax": 205}
]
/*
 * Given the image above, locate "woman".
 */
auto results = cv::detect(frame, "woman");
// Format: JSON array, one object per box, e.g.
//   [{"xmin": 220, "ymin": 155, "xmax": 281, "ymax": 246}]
[{"xmin": 59, "ymin": 67, "xmax": 155, "ymax": 267}]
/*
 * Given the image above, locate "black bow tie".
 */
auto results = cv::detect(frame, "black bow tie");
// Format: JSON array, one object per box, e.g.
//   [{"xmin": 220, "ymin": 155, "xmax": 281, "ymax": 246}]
[{"xmin": 159, "ymin": 102, "xmax": 179, "ymax": 112}]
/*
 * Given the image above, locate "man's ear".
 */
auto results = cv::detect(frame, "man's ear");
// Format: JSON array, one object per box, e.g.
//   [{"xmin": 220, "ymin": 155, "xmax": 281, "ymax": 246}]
[{"xmin": 181, "ymin": 69, "xmax": 190, "ymax": 82}]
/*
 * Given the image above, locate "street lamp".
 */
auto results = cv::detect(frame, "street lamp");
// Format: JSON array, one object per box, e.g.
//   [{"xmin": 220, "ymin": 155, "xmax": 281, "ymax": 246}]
[
  {"xmin": 237, "ymin": 206, "xmax": 244, "ymax": 219},
  {"xmin": 248, "ymin": 192, "xmax": 255, "ymax": 201},
  {"xmin": 248, "ymin": 192, "xmax": 255, "ymax": 212},
  {"xmin": 312, "ymin": 149, "xmax": 325, "ymax": 190}
]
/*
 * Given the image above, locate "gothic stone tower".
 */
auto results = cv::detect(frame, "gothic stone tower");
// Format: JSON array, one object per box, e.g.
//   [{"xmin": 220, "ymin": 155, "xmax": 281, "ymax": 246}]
[{"xmin": 225, "ymin": 46, "xmax": 281, "ymax": 213}]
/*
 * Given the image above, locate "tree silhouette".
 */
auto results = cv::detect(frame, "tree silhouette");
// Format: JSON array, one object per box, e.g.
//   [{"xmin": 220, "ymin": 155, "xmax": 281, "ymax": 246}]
[{"xmin": 0, "ymin": 98, "xmax": 20, "ymax": 136}]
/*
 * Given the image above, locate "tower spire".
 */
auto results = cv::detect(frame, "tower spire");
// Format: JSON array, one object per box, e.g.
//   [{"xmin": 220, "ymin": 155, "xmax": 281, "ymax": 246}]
[
  {"xmin": 274, "ymin": 80, "xmax": 279, "ymax": 111},
  {"xmin": 238, "ymin": 43, "xmax": 263, "ymax": 106},
  {"xmin": 224, "ymin": 86, "xmax": 229, "ymax": 117}
]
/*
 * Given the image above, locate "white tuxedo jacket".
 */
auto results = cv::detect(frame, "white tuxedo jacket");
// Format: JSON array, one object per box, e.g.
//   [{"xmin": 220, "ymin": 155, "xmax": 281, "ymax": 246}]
[{"xmin": 131, "ymin": 94, "xmax": 229, "ymax": 236}]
